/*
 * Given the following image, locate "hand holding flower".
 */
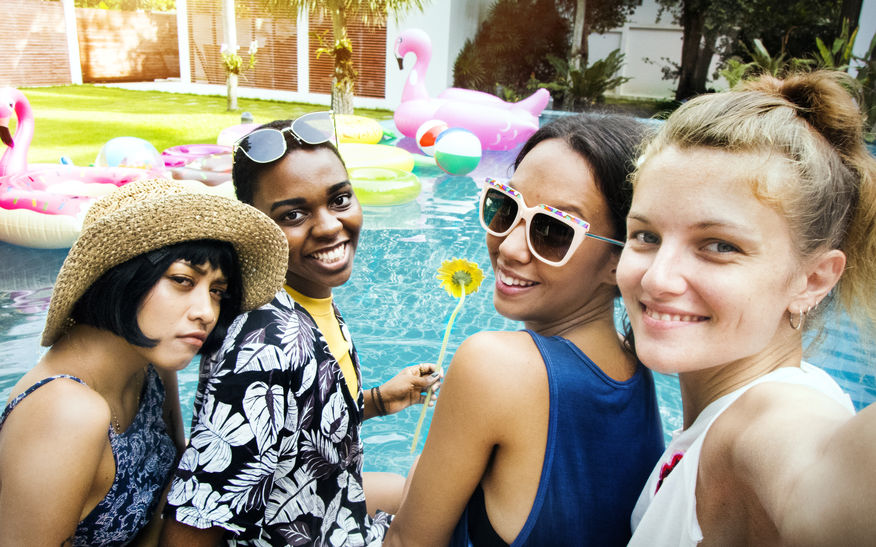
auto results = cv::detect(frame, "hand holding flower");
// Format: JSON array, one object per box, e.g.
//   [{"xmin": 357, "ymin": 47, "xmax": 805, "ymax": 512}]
[
  {"xmin": 368, "ymin": 364, "xmax": 442, "ymax": 419},
  {"xmin": 410, "ymin": 259, "xmax": 484, "ymax": 453}
]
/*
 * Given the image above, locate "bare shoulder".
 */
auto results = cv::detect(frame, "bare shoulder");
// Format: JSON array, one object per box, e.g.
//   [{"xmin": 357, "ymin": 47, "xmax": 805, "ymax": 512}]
[
  {"xmin": 704, "ymin": 379, "xmax": 853, "ymax": 482},
  {"xmin": 450, "ymin": 331, "xmax": 544, "ymax": 386},
  {"xmin": 1, "ymin": 377, "xmax": 110, "ymax": 449}
]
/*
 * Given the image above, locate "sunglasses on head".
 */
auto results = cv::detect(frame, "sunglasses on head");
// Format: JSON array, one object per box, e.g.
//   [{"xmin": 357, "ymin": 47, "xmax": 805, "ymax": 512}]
[
  {"xmin": 479, "ymin": 178, "xmax": 624, "ymax": 267},
  {"xmin": 234, "ymin": 111, "xmax": 338, "ymax": 164}
]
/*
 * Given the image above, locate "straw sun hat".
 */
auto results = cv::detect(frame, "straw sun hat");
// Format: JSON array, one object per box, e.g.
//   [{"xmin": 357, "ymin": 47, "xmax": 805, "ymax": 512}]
[{"xmin": 41, "ymin": 178, "xmax": 289, "ymax": 346}]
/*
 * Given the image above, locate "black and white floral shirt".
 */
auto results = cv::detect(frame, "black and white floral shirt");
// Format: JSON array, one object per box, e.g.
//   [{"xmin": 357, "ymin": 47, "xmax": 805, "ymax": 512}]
[{"xmin": 166, "ymin": 290, "xmax": 390, "ymax": 546}]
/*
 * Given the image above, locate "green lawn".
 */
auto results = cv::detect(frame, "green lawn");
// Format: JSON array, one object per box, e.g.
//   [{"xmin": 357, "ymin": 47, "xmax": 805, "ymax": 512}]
[{"xmin": 13, "ymin": 85, "xmax": 393, "ymax": 167}]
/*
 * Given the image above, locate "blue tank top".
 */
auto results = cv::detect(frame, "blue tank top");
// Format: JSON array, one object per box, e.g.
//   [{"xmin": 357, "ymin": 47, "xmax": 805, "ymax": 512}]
[
  {"xmin": 451, "ymin": 330, "xmax": 665, "ymax": 546},
  {"xmin": 0, "ymin": 365, "xmax": 177, "ymax": 546}
]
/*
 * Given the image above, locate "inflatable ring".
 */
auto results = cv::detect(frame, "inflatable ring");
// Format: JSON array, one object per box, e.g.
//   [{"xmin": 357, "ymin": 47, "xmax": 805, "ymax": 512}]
[
  {"xmin": 336, "ymin": 115, "xmax": 384, "ymax": 144},
  {"xmin": 0, "ymin": 167, "xmax": 148, "ymax": 248},
  {"xmin": 162, "ymin": 144, "xmax": 231, "ymax": 168},
  {"xmin": 339, "ymin": 143, "xmax": 415, "ymax": 172},
  {"xmin": 349, "ymin": 166, "xmax": 421, "ymax": 206}
]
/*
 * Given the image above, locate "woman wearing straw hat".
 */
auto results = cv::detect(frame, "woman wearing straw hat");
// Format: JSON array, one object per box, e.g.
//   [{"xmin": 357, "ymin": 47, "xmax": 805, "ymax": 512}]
[
  {"xmin": 0, "ymin": 179, "xmax": 288, "ymax": 546},
  {"xmin": 162, "ymin": 113, "xmax": 440, "ymax": 545}
]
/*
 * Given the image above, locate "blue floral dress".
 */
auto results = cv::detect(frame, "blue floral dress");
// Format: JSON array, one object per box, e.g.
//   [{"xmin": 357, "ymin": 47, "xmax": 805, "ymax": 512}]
[
  {"xmin": 166, "ymin": 290, "xmax": 390, "ymax": 546},
  {"xmin": 0, "ymin": 365, "xmax": 176, "ymax": 546}
]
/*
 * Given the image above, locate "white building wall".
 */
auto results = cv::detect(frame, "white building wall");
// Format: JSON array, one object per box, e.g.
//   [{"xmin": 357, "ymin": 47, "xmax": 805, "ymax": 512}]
[{"xmin": 589, "ymin": 1, "xmax": 682, "ymax": 99}]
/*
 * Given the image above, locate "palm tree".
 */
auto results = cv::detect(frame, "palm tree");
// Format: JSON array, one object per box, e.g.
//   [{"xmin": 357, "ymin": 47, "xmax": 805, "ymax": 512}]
[{"xmin": 266, "ymin": 0, "xmax": 428, "ymax": 114}]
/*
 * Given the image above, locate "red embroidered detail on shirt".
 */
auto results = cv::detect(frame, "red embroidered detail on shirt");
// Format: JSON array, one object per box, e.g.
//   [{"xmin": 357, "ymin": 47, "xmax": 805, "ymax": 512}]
[{"xmin": 655, "ymin": 452, "xmax": 684, "ymax": 493}]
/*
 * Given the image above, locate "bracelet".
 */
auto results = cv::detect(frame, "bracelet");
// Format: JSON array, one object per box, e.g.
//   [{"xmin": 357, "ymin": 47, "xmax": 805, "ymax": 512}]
[{"xmin": 373, "ymin": 385, "xmax": 388, "ymax": 416}]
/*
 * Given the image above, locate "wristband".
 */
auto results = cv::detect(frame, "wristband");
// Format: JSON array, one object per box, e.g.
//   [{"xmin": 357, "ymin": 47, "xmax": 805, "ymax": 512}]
[{"xmin": 374, "ymin": 385, "xmax": 388, "ymax": 416}]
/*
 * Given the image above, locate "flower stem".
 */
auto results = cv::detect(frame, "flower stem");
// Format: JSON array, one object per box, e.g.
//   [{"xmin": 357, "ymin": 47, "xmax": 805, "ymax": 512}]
[{"xmin": 411, "ymin": 290, "xmax": 466, "ymax": 454}]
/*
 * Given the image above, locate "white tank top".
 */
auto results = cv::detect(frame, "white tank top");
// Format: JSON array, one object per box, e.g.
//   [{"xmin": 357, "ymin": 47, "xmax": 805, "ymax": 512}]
[{"xmin": 629, "ymin": 362, "xmax": 855, "ymax": 546}]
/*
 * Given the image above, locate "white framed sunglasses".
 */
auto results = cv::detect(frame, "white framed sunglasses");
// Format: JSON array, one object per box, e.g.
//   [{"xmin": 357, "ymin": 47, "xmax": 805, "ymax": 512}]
[
  {"xmin": 234, "ymin": 111, "xmax": 338, "ymax": 163},
  {"xmin": 479, "ymin": 178, "xmax": 624, "ymax": 267}
]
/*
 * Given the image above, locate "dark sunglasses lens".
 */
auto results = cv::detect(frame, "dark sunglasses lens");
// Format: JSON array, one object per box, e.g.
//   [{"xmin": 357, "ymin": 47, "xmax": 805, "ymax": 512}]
[
  {"xmin": 530, "ymin": 213, "xmax": 574, "ymax": 262},
  {"xmin": 292, "ymin": 112, "xmax": 334, "ymax": 144},
  {"xmin": 482, "ymin": 189, "xmax": 518, "ymax": 234},
  {"xmin": 238, "ymin": 129, "xmax": 286, "ymax": 163}
]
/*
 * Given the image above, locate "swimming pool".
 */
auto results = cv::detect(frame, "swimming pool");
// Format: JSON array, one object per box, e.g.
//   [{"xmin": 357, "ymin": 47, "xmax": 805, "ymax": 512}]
[{"xmin": 1, "ymin": 135, "xmax": 874, "ymax": 476}]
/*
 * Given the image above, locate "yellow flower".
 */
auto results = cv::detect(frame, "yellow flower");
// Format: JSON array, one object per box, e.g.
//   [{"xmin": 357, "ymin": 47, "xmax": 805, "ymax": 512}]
[{"xmin": 436, "ymin": 258, "xmax": 484, "ymax": 298}]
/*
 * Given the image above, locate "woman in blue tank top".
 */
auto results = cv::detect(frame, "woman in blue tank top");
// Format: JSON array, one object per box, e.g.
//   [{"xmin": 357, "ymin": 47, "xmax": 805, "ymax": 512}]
[
  {"xmin": 385, "ymin": 115, "xmax": 665, "ymax": 546},
  {"xmin": 0, "ymin": 180, "xmax": 287, "ymax": 545}
]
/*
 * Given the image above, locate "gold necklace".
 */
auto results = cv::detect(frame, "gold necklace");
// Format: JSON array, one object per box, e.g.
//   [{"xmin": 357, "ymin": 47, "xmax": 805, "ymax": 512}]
[{"xmin": 111, "ymin": 368, "xmax": 145, "ymax": 434}]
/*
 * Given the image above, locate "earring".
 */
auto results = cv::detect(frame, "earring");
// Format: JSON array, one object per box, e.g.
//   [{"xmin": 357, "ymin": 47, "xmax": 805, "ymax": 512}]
[{"xmin": 788, "ymin": 306, "xmax": 811, "ymax": 330}]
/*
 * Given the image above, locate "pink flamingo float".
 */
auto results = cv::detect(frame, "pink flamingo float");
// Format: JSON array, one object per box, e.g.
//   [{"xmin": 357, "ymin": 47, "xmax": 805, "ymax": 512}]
[
  {"xmin": 0, "ymin": 88, "xmax": 150, "ymax": 248},
  {"xmin": 393, "ymin": 28, "xmax": 551, "ymax": 151}
]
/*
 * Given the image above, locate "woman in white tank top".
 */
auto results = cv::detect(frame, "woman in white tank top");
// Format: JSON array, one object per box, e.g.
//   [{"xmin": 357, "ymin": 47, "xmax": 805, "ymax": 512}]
[{"xmin": 616, "ymin": 70, "xmax": 876, "ymax": 545}]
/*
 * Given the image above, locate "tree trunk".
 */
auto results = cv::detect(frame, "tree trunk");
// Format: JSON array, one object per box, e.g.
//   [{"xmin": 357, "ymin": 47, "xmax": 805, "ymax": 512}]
[
  {"xmin": 330, "ymin": 2, "xmax": 356, "ymax": 114},
  {"xmin": 332, "ymin": 76, "xmax": 354, "ymax": 114},
  {"xmin": 692, "ymin": 26, "xmax": 717, "ymax": 92},
  {"xmin": 564, "ymin": 0, "xmax": 588, "ymax": 111},
  {"xmin": 226, "ymin": 72, "xmax": 238, "ymax": 111},
  {"xmin": 222, "ymin": 0, "xmax": 237, "ymax": 111},
  {"xmin": 675, "ymin": 0, "xmax": 710, "ymax": 101}
]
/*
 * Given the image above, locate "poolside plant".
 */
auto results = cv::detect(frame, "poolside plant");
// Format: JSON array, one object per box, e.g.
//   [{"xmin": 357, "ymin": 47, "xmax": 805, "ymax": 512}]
[
  {"xmin": 410, "ymin": 258, "xmax": 484, "ymax": 453},
  {"xmin": 812, "ymin": 19, "xmax": 857, "ymax": 72},
  {"xmin": 536, "ymin": 49, "xmax": 631, "ymax": 109},
  {"xmin": 221, "ymin": 40, "xmax": 259, "ymax": 111}
]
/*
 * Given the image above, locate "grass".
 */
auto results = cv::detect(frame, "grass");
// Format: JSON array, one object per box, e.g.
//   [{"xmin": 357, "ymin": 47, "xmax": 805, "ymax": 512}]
[{"xmin": 12, "ymin": 85, "xmax": 394, "ymax": 167}]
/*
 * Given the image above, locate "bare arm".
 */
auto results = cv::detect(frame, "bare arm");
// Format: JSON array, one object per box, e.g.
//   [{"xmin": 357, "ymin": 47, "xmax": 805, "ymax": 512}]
[
  {"xmin": 703, "ymin": 382, "xmax": 870, "ymax": 545},
  {"xmin": 384, "ymin": 332, "xmax": 532, "ymax": 546},
  {"xmin": 0, "ymin": 381, "xmax": 110, "ymax": 546},
  {"xmin": 363, "ymin": 363, "xmax": 442, "ymax": 420}
]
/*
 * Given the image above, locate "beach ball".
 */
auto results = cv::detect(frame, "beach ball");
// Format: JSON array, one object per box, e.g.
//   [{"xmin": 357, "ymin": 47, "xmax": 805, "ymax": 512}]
[
  {"xmin": 434, "ymin": 128, "xmax": 482, "ymax": 176},
  {"xmin": 95, "ymin": 137, "xmax": 162, "ymax": 170},
  {"xmin": 416, "ymin": 119, "xmax": 449, "ymax": 157}
]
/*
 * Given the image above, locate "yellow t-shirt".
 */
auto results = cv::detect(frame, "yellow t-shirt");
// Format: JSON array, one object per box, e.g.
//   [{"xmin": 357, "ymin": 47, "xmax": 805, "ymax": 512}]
[{"xmin": 284, "ymin": 285, "xmax": 358, "ymax": 401}]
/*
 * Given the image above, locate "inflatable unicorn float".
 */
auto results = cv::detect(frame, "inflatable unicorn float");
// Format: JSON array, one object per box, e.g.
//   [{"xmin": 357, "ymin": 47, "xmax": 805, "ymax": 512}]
[
  {"xmin": 0, "ymin": 87, "xmax": 151, "ymax": 248},
  {"xmin": 393, "ymin": 28, "xmax": 550, "ymax": 151}
]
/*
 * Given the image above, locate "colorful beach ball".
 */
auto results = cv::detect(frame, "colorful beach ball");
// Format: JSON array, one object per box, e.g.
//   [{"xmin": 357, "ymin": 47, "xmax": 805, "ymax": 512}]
[
  {"xmin": 95, "ymin": 136, "xmax": 162, "ymax": 170},
  {"xmin": 415, "ymin": 119, "xmax": 449, "ymax": 157},
  {"xmin": 434, "ymin": 128, "xmax": 482, "ymax": 176}
]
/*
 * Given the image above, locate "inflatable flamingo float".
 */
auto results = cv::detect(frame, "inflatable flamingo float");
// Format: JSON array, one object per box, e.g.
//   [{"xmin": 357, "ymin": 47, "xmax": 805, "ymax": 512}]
[
  {"xmin": 0, "ymin": 88, "xmax": 149, "ymax": 248},
  {"xmin": 393, "ymin": 28, "xmax": 550, "ymax": 151}
]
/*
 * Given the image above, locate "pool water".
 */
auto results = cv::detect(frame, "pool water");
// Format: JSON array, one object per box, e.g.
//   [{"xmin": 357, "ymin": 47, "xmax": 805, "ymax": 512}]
[{"xmin": 1, "ymin": 136, "xmax": 875, "ymax": 477}]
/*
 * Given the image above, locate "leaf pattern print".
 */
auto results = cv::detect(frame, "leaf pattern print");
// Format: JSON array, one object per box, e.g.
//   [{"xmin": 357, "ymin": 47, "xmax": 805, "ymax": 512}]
[
  {"xmin": 166, "ymin": 292, "xmax": 390, "ymax": 544},
  {"xmin": 321, "ymin": 390, "xmax": 349, "ymax": 443},
  {"xmin": 296, "ymin": 355, "xmax": 318, "ymax": 398},
  {"xmin": 277, "ymin": 297, "xmax": 316, "ymax": 364},
  {"xmin": 167, "ymin": 448, "xmax": 200, "ymax": 506},
  {"xmin": 190, "ymin": 396, "xmax": 255, "ymax": 473},
  {"xmin": 264, "ymin": 466, "xmax": 324, "ymax": 526},
  {"xmin": 243, "ymin": 381, "xmax": 285, "ymax": 454},
  {"xmin": 284, "ymin": 385, "xmax": 300, "ymax": 431},
  {"xmin": 175, "ymin": 483, "xmax": 243, "ymax": 534},
  {"xmin": 235, "ymin": 344, "xmax": 286, "ymax": 374},
  {"xmin": 278, "ymin": 521, "xmax": 313, "ymax": 546},
  {"xmin": 301, "ymin": 429, "xmax": 340, "ymax": 470},
  {"xmin": 317, "ymin": 357, "xmax": 337, "ymax": 401},
  {"xmin": 274, "ymin": 430, "xmax": 300, "ymax": 479},
  {"xmin": 220, "ymin": 448, "xmax": 277, "ymax": 514}
]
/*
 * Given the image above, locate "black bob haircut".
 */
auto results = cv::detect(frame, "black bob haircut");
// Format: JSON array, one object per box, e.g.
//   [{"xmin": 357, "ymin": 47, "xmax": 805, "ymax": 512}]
[
  {"xmin": 70, "ymin": 239, "xmax": 242, "ymax": 355},
  {"xmin": 513, "ymin": 113, "xmax": 650, "ymax": 244},
  {"xmin": 232, "ymin": 118, "xmax": 345, "ymax": 205}
]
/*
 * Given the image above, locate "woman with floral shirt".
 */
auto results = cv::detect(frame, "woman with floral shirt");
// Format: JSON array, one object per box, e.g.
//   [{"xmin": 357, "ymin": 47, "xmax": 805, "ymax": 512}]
[{"xmin": 161, "ymin": 114, "xmax": 440, "ymax": 546}]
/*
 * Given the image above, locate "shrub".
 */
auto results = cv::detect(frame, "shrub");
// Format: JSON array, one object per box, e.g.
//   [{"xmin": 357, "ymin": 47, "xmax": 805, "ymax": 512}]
[{"xmin": 453, "ymin": 0, "xmax": 569, "ymax": 98}]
